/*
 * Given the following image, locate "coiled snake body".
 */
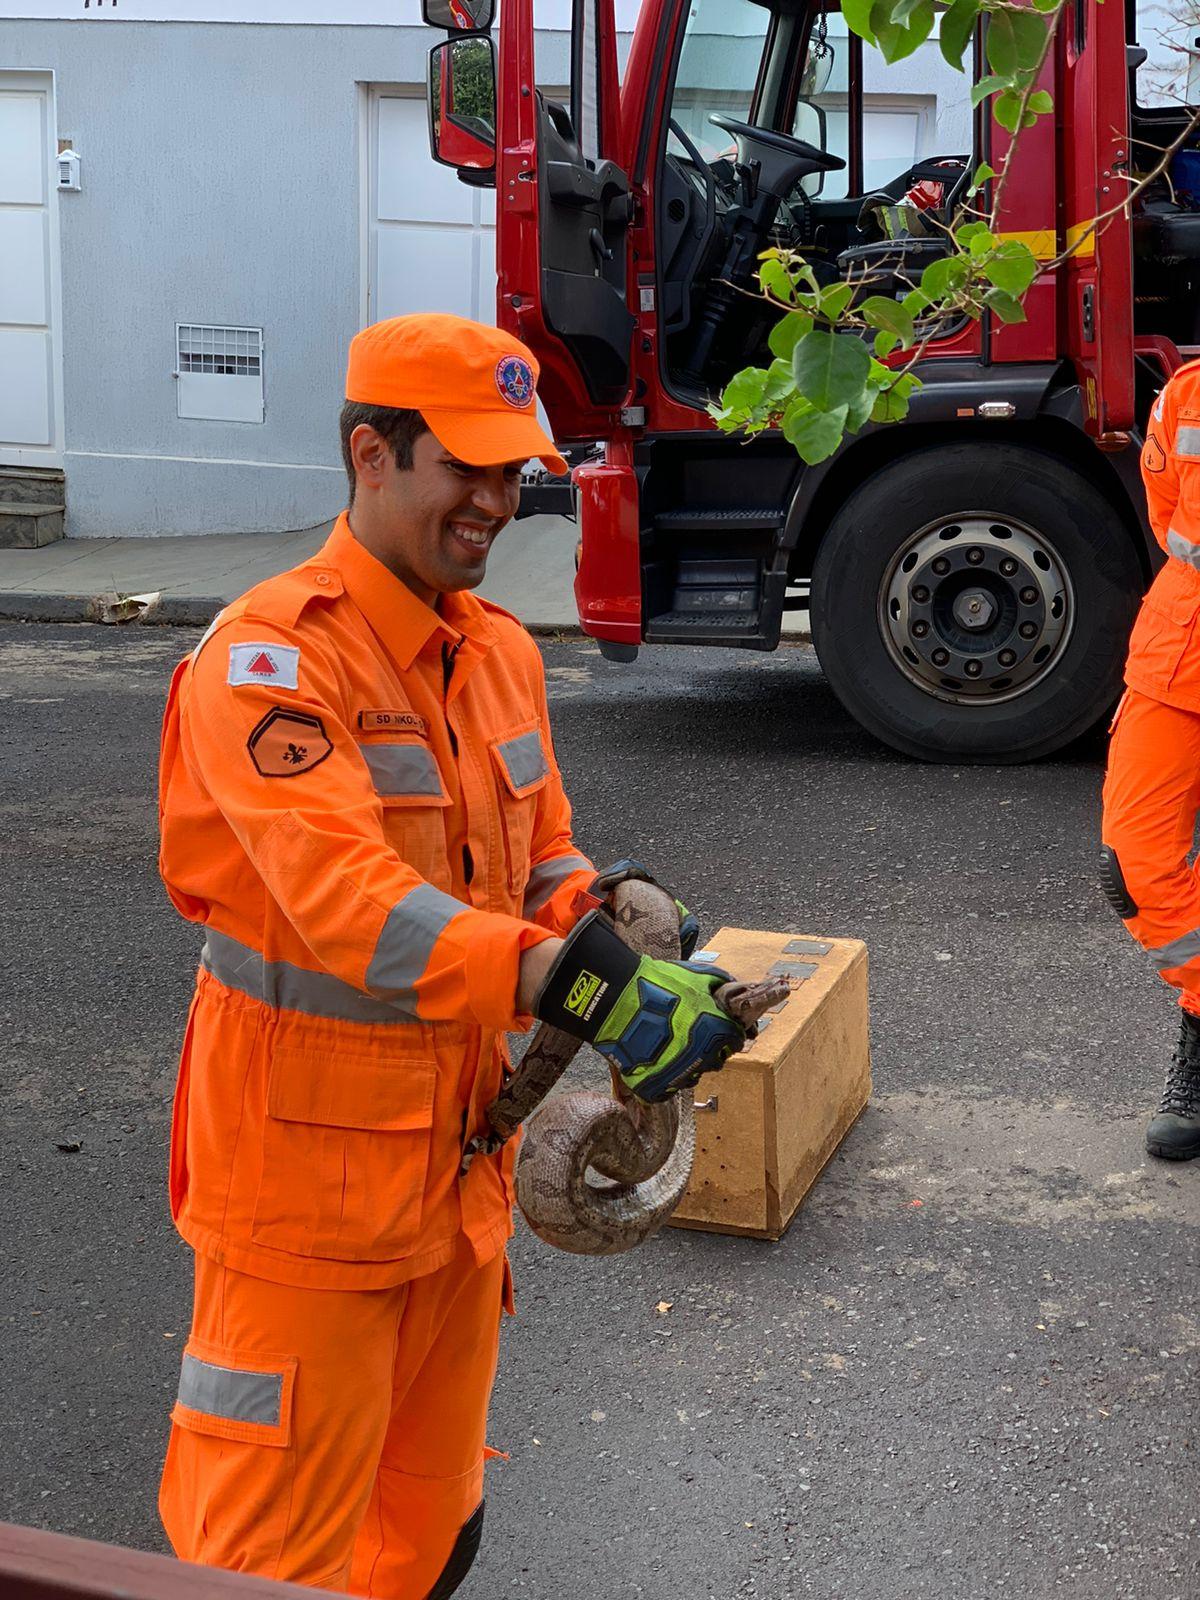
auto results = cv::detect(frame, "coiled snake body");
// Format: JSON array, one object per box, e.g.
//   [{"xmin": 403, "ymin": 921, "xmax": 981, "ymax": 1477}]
[{"xmin": 475, "ymin": 880, "xmax": 789, "ymax": 1256}]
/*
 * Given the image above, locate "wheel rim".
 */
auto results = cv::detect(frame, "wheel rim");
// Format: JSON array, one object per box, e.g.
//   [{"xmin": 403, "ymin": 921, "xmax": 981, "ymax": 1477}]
[{"xmin": 879, "ymin": 512, "xmax": 1074, "ymax": 706}]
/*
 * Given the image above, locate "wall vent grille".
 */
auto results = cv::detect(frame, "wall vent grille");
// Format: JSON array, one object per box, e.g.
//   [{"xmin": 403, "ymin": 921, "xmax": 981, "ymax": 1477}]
[{"xmin": 176, "ymin": 324, "xmax": 264, "ymax": 424}]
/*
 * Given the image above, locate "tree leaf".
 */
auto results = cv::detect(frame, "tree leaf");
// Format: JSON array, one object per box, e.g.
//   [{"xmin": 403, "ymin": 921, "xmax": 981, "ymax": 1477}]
[
  {"xmin": 971, "ymin": 73, "xmax": 1009, "ymax": 106},
  {"xmin": 841, "ymin": 0, "xmax": 877, "ymax": 43},
  {"xmin": 792, "ymin": 330, "xmax": 872, "ymax": 411},
  {"xmin": 1031, "ymin": 0, "xmax": 1061, "ymax": 11},
  {"xmin": 783, "ymin": 402, "xmax": 850, "ymax": 463},
  {"xmin": 985, "ymin": 11, "xmax": 1019, "ymax": 76},
  {"xmin": 845, "ymin": 387, "xmax": 877, "ymax": 432},
  {"xmin": 762, "ymin": 357, "xmax": 797, "ymax": 406},
  {"xmin": 889, "ymin": 0, "xmax": 927, "ymax": 25},
  {"xmin": 768, "ymin": 311, "xmax": 814, "ymax": 360},
  {"xmin": 860, "ymin": 294, "xmax": 915, "ymax": 348},
  {"xmin": 873, "ymin": 328, "xmax": 900, "ymax": 358},
  {"xmin": 871, "ymin": 387, "xmax": 912, "ymax": 423},
  {"xmin": 819, "ymin": 281, "xmax": 856, "ymax": 320},
  {"xmin": 1027, "ymin": 88, "xmax": 1054, "ymax": 113},
  {"xmin": 872, "ymin": 0, "xmax": 935, "ymax": 62},
  {"xmin": 759, "ymin": 258, "xmax": 795, "ymax": 303},
  {"xmin": 902, "ymin": 287, "xmax": 932, "ymax": 317},
  {"xmin": 919, "ymin": 253, "xmax": 969, "ymax": 299},
  {"xmin": 993, "ymin": 88, "xmax": 1025, "ymax": 132},
  {"xmin": 955, "ymin": 219, "xmax": 994, "ymax": 251},
  {"xmin": 938, "ymin": 0, "xmax": 979, "ymax": 71},
  {"xmin": 971, "ymin": 161, "xmax": 997, "ymax": 187},
  {"xmin": 1010, "ymin": 7, "xmax": 1049, "ymax": 69},
  {"xmin": 720, "ymin": 367, "xmax": 768, "ymax": 413},
  {"xmin": 982, "ymin": 239, "xmax": 1038, "ymax": 296},
  {"xmin": 983, "ymin": 287, "xmax": 1028, "ymax": 324}
]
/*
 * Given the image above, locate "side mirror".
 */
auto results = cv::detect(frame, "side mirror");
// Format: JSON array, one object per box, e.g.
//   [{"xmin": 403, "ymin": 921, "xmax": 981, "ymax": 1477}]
[
  {"xmin": 429, "ymin": 36, "xmax": 497, "ymax": 174},
  {"xmin": 792, "ymin": 99, "xmax": 829, "ymax": 196},
  {"xmin": 422, "ymin": 0, "xmax": 494, "ymax": 31}
]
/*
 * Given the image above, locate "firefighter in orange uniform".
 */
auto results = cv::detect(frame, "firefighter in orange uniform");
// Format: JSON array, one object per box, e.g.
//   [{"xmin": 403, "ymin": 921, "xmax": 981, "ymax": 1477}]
[
  {"xmin": 1102, "ymin": 358, "xmax": 1200, "ymax": 1158},
  {"xmin": 156, "ymin": 314, "xmax": 746, "ymax": 1597}
]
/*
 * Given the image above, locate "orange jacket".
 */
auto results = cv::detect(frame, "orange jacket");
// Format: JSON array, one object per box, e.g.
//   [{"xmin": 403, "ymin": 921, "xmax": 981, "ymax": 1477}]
[
  {"xmin": 158, "ymin": 515, "xmax": 594, "ymax": 1289},
  {"xmin": 1125, "ymin": 359, "xmax": 1200, "ymax": 711}
]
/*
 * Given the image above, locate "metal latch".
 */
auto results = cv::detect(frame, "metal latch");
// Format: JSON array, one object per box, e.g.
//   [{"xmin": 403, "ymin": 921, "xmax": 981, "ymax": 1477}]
[
  {"xmin": 1082, "ymin": 285, "xmax": 1095, "ymax": 345},
  {"xmin": 619, "ymin": 406, "xmax": 646, "ymax": 428}
]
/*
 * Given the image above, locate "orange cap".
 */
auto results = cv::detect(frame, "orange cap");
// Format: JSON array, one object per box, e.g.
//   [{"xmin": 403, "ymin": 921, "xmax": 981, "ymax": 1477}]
[{"xmin": 345, "ymin": 314, "xmax": 568, "ymax": 475}]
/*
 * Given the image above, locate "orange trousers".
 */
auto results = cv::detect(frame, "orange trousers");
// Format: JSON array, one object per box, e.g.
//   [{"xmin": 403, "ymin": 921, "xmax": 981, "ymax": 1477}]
[
  {"xmin": 1101, "ymin": 689, "xmax": 1200, "ymax": 1014},
  {"xmin": 159, "ymin": 1238, "xmax": 508, "ymax": 1597}
]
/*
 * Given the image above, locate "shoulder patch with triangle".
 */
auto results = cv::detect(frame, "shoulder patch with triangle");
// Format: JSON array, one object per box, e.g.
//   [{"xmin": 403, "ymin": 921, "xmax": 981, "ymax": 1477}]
[{"xmin": 228, "ymin": 641, "xmax": 300, "ymax": 690}]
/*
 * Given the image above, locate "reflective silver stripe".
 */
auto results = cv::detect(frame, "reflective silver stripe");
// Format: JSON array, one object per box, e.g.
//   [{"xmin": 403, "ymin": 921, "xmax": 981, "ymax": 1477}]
[
  {"xmin": 366, "ymin": 883, "xmax": 466, "ymax": 1005},
  {"xmin": 1149, "ymin": 927, "xmax": 1200, "ymax": 970},
  {"xmin": 202, "ymin": 927, "xmax": 414, "ymax": 1024},
  {"xmin": 361, "ymin": 742, "xmax": 444, "ymax": 798},
  {"xmin": 1176, "ymin": 426, "xmax": 1200, "ymax": 458},
  {"xmin": 178, "ymin": 1353, "xmax": 282, "ymax": 1427},
  {"xmin": 523, "ymin": 853, "xmax": 592, "ymax": 917},
  {"xmin": 1167, "ymin": 528, "xmax": 1200, "ymax": 570},
  {"xmin": 497, "ymin": 729, "xmax": 548, "ymax": 792}
]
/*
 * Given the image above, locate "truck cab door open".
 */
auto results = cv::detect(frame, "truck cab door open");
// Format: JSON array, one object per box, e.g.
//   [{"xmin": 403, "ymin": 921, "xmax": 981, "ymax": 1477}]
[{"xmin": 497, "ymin": 0, "xmax": 634, "ymax": 435}]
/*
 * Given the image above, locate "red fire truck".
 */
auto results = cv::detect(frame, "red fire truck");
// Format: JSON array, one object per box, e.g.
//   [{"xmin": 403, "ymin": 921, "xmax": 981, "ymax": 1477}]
[{"xmin": 424, "ymin": 0, "xmax": 1194, "ymax": 762}]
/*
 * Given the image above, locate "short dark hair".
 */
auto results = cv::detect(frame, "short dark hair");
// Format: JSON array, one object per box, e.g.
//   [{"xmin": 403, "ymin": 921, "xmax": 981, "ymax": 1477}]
[{"xmin": 339, "ymin": 402, "xmax": 429, "ymax": 505}]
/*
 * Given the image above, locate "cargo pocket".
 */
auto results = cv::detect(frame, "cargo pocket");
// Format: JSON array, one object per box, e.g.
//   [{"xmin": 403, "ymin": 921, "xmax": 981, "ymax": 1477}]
[
  {"xmin": 251, "ymin": 1047, "xmax": 437, "ymax": 1262},
  {"xmin": 171, "ymin": 1334, "xmax": 297, "ymax": 1449},
  {"xmin": 490, "ymin": 726, "xmax": 549, "ymax": 895},
  {"xmin": 1127, "ymin": 584, "xmax": 1200, "ymax": 693},
  {"xmin": 358, "ymin": 736, "xmax": 453, "ymax": 888}
]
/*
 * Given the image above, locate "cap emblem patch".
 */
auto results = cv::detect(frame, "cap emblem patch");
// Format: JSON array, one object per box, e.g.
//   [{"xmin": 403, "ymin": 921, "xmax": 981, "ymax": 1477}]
[{"xmin": 495, "ymin": 355, "xmax": 535, "ymax": 410}]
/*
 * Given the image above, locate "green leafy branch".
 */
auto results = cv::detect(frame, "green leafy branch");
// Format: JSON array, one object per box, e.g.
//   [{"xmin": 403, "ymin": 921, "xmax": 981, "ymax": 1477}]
[{"xmin": 712, "ymin": 0, "xmax": 1066, "ymax": 462}]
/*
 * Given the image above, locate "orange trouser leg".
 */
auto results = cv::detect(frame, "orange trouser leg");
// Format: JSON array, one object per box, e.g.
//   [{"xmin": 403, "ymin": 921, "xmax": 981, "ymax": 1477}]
[
  {"xmin": 348, "ymin": 1252, "xmax": 508, "ymax": 1599},
  {"xmin": 159, "ymin": 1241, "xmax": 506, "ymax": 1597},
  {"xmin": 1101, "ymin": 689, "xmax": 1200, "ymax": 1013}
]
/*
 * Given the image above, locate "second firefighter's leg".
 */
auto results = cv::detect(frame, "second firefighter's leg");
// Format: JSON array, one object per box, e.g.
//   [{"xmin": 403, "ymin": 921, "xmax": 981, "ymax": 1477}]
[
  {"xmin": 349, "ymin": 1240, "xmax": 508, "ymax": 1600},
  {"xmin": 1101, "ymin": 689, "xmax": 1200, "ymax": 1155}
]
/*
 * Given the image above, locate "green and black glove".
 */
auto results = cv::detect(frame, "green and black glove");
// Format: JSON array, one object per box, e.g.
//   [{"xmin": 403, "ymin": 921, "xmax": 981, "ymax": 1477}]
[
  {"xmin": 590, "ymin": 858, "xmax": 701, "ymax": 958},
  {"xmin": 534, "ymin": 910, "xmax": 746, "ymax": 1102}
]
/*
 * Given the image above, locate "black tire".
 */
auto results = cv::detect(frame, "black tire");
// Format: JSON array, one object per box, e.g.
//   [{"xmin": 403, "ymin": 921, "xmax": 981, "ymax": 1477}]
[{"xmin": 808, "ymin": 442, "xmax": 1143, "ymax": 763}]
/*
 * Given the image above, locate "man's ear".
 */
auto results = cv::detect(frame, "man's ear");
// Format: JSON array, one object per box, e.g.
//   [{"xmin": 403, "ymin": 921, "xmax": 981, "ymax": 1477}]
[{"xmin": 350, "ymin": 424, "xmax": 392, "ymax": 491}]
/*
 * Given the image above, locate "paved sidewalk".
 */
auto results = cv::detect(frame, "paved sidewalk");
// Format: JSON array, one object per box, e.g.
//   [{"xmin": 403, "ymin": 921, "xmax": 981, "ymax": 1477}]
[{"xmin": 0, "ymin": 515, "xmax": 805, "ymax": 634}]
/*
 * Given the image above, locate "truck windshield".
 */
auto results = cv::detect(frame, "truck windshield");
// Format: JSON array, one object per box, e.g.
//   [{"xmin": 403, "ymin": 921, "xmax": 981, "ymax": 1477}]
[
  {"xmin": 667, "ymin": 0, "xmax": 773, "ymax": 162},
  {"xmin": 1132, "ymin": 0, "xmax": 1200, "ymax": 106}
]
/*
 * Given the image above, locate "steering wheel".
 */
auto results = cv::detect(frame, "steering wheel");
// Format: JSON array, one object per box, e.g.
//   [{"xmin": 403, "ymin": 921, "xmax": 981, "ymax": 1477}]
[{"xmin": 709, "ymin": 112, "xmax": 845, "ymax": 198}]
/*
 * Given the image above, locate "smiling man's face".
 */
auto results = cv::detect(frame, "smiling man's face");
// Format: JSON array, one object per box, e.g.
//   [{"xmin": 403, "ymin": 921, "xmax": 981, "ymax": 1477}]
[{"xmin": 349, "ymin": 423, "xmax": 525, "ymax": 605}]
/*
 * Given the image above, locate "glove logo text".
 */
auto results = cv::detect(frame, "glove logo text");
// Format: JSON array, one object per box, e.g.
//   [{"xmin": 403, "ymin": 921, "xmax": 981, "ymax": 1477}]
[{"xmin": 565, "ymin": 971, "xmax": 605, "ymax": 1021}]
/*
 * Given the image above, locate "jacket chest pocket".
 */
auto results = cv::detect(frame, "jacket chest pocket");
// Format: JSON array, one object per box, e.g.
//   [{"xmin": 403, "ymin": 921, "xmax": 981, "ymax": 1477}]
[
  {"xmin": 490, "ymin": 725, "xmax": 550, "ymax": 896},
  {"xmin": 358, "ymin": 737, "xmax": 453, "ymax": 891},
  {"xmin": 252, "ymin": 1044, "xmax": 437, "ymax": 1263}
]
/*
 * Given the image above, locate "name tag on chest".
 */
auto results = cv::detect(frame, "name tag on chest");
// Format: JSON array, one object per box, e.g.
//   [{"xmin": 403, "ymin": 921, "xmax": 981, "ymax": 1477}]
[{"xmin": 358, "ymin": 708, "xmax": 429, "ymax": 737}]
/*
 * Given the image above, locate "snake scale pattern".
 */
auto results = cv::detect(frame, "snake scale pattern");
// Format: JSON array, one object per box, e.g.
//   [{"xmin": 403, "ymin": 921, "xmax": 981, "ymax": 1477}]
[{"xmin": 485, "ymin": 880, "xmax": 790, "ymax": 1256}]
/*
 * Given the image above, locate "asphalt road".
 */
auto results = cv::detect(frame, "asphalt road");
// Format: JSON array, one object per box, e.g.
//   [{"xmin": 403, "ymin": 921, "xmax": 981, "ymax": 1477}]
[{"xmin": 2, "ymin": 623, "xmax": 1198, "ymax": 1599}]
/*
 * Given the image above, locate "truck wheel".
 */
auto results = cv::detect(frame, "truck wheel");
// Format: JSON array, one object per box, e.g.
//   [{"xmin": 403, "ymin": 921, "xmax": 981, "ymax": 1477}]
[{"xmin": 808, "ymin": 442, "xmax": 1143, "ymax": 763}]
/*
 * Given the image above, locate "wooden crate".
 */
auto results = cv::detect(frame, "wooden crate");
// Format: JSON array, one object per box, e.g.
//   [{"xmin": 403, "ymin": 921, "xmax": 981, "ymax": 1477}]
[{"xmin": 669, "ymin": 928, "xmax": 870, "ymax": 1241}]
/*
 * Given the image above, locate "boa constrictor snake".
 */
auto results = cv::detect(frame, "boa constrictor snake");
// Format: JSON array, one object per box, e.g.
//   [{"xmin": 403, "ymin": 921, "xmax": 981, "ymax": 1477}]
[{"xmin": 472, "ymin": 879, "xmax": 790, "ymax": 1256}]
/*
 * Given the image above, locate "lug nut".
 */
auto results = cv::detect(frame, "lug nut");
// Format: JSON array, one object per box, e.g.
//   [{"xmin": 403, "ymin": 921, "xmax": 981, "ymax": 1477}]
[
  {"xmin": 932, "ymin": 557, "xmax": 951, "ymax": 576},
  {"xmin": 964, "ymin": 659, "xmax": 983, "ymax": 677},
  {"xmin": 1000, "ymin": 558, "xmax": 1019, "ymax": 577},
  {"xmin": 1020, "ymin": 587, "xmax": 1038, "ymax": 604},
  {"xmin": 1019, "ymin": 621, "xmax": 1038, "ymax": 639},
  {"xmin": 912, "ymin": 620, "xmax": 929, "ymax": 638},
  {"xmin": 966, "ymin": 547, "xmax": 985, "ymax": 565},
  {"xmin": 931, "ymin": 648, "xmax": 950, "ymax": 667},
  {"xmin": 998, "ymin": 648, "xmax": 1017, "ymax": 667},
  {"xmin": 912, "ymin": 585, "xmax": 930, "ymax": 603}
]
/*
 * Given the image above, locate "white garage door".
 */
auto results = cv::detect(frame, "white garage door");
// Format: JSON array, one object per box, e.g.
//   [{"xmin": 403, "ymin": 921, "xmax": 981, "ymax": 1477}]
[
  {"xmin": 0, "ymin": 71, "xmax": 63, "ymax": 466},
  {"xmin": 367, "ymin": 91, "xmax": 496, "ymax": 325}
]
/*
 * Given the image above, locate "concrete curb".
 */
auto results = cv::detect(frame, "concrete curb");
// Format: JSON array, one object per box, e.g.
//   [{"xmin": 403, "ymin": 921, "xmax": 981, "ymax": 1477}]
[{"xmin": 0, "ymin": 592, "xmax": 226, "ymax": 626}]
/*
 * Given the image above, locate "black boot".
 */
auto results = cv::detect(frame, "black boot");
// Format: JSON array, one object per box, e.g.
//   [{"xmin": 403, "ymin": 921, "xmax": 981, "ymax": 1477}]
[{"xmin": 1146, "ymin": 1011, "xmax": 1200, "ymax": 1159}]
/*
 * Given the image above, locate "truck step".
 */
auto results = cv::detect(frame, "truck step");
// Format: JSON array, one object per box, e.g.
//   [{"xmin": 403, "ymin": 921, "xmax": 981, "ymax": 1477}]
[
  {"xmin": 652, "ymin": 507, "xmax": 785, "ymax": 532},
  {"xmin": 644, "ymin": 609, "xmax": 771, "ymax": 644}
]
